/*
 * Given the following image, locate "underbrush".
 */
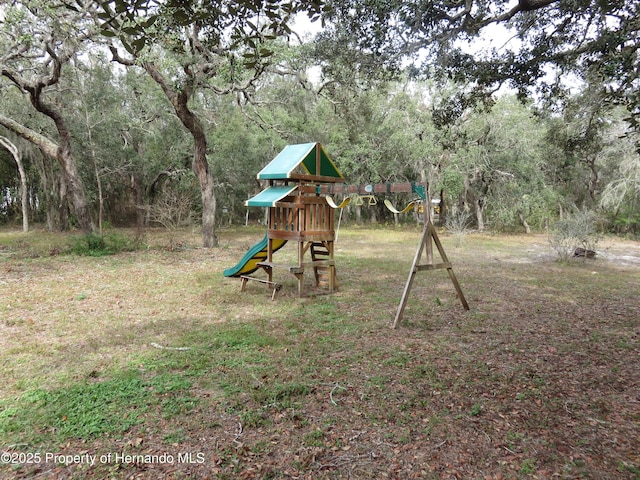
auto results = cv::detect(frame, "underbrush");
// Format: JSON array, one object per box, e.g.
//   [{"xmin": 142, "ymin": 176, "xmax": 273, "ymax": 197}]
[
  {"xmin": 548, "ymin": 210, "xmax": 602, "ymax": 261},
  {"xmin": 69, "ymin": 232, "xmax": 140, "ymax": 256}
]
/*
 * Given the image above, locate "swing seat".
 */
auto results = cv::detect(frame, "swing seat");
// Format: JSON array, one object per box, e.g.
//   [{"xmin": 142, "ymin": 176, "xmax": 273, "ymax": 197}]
[{"xmin": 384, "ymin": 199, "xmax": 416, "ymax": 214}]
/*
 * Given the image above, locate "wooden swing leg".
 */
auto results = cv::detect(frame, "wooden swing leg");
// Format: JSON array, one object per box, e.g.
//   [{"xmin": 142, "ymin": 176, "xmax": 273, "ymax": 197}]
[
  {"xmin": 446, "ymin": 267, "xmax": 469, "ymax": 310},
  {"xmin": 296, "ymin": 241, "xmax": 305, "ymax": 297},
  {"xmin": 429, "ymin": 223, "xmax": 469, "ymax": 311},
  {"xmin": 393, "ymin": 223, "xmax": 429, "ymax": 329},
  {"xmin": 393, "ymin": 220, "xmax": 469, "ymax": 329},
  {"xmin": 328, "ymin": 264, "xmax": 335, "ymax": 292},
  {"xmin": 393, "ymin": 268, "xmax": 418, "ymax": 329}
]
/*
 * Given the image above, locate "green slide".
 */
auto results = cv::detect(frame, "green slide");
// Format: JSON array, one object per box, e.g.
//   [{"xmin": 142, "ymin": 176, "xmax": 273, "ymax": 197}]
[{"xmin": 223, "ymin": 233, "xmax": 287, "ymax": 277}]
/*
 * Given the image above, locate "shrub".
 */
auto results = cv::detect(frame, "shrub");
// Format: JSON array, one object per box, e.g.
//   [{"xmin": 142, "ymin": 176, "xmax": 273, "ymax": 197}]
[
  {"xmin": 548, "ymin": 210, "xmax": 601, "ymax": 261},
  {"xmin": 144, "ymin": 189, "xmax": 194, "ymax": 250},
  {"xmin": 70, "ymin": 232, "xmax": 138, "ymax": 257},
  {"xmin": 445, "ymin": 210, "xmax": 472, "ymax": 247}
]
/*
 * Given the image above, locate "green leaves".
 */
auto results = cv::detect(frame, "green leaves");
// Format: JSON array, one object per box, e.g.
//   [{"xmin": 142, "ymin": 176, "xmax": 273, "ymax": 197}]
[
  {"xmin": 325, "ymin": 0, "xmax": 640, "ymax": 133},
  {"xmin": 96, "ymin": 0, "xmax": 325, "ymax": 52}
]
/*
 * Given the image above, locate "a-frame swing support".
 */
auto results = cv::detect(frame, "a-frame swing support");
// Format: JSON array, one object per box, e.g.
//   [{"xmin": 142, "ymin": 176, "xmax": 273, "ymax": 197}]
[{"xmin": 392, "ymin": 219, "xmax": 469, "ymax": 329}]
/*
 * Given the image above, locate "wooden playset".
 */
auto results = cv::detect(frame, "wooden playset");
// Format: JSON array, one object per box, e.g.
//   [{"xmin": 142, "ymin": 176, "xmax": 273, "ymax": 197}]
[
  {"xmin": 224, "ymin": 141, "xmax": 469, "ymax": 326},
  {"xmin": 223, "ymin": 142, "xmax": 346, "ymax": 296}
]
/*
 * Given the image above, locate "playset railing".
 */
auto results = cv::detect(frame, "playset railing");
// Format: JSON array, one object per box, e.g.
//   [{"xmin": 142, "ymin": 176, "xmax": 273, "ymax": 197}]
[{"xmin": 268, "ymin": 197, "xmax": 334, "ymax": 241}]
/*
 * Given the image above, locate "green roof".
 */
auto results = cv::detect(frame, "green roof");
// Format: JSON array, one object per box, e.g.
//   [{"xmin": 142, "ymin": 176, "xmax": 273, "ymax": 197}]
[
  {"xmin": 245, "ymin": 185, "xmax": 297, "ymax": 207},
  {"xmin": 257, "ymin": 142, "xmax": 344, "ymax": 181}
]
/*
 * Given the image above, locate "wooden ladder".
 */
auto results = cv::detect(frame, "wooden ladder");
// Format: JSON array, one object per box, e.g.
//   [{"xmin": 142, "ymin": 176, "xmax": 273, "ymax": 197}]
[{"xmin": 310, "ymin": 241, "xmax": 337, "ymax": 289}]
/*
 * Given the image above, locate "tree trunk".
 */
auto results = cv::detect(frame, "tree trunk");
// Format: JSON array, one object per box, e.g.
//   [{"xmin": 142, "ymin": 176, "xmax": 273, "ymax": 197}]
[
  {"xmin": 0, "ymin": 113, "xmax": 93, "ymax": 233},
  {"xmin": 58, "ymin": 174, "xmax": 71, "ymax": 231},
  {"xmin": 34, "ymin": 152, "xmax": 60, "ymax": 231},
  {"xmin": 132, "ymin": 173, "xmax": 146, "ymax": 233},
  {"xmin": 191, "ymin": 115, "xmax": 217, "ymax": 247},
  {"xmin": 475, "ymin": 198, "xmax": 486, "ymax": 231},
  {"xmin": 2, "ymin": 48, "xmax": 94, "ymax": 234},
  {"xmin": 518, "ymin": 213, "xmax": 531, "ymax": 234},
  {"xmin": 0, "ymin": 136, "xmax": 29, "ymax": 232},
  {"xmin": 82, "ymin": 100, "xmax": 104, "ymax": 235},
  {"xmin": 32, "ymin": 94, "xmax": 93, "ymax": 233},
  {"xmin": 59, "ymin": 146, "xmax": 92, "ymax": 233},
  {"xmin": 437, "ymin": 189, "xmax": 446, "ymax": 226},
  {"xmin": 370, "ymin": 207, "xmax": 377, "ymax": 224},
  {"xmin": 585, "ymin": 155, "xmax": 599, "ymax": 203},
  {"xmin": 0, "ymin": 135, "xmax": 29, "ymax": 233},
  {"xmin": 199, "ymin": 169, "xmax": 217, "ymax": 247},
  {"xmin": 142, "ymin": 62, "xmax": 218, "ymax": 247}
]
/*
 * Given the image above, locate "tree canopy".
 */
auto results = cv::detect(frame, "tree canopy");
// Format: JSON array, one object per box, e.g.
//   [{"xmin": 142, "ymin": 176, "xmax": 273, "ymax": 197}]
[
  {"xmin": 322, "ymin": 0, "xmax": 639, "ymax": 126},
  {"xmin": 0, "ymin": 0, "xmax": 639, "ymax": 237}
]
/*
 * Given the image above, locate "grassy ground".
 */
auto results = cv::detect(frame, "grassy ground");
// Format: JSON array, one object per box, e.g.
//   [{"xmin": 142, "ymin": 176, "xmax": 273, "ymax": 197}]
[{"xmin": 0, "ymin": 225, "xmax": 639, "ymax": 479}]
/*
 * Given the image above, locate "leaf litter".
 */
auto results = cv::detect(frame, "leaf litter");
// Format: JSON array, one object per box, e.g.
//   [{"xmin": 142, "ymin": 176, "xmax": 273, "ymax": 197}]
[{"xmin": 0, "ymin": 229, "xmax": 638, "ymax": 479}]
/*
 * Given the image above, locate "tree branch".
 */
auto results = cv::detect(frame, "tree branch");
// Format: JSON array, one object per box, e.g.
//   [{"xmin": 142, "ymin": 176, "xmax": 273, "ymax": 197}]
[{"xmin": 0, "ymin": 113, "xmax": 58, "ymax": 159}]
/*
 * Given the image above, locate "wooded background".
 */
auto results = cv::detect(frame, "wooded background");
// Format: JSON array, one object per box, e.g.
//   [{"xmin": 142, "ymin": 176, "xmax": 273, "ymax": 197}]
[{"xmin": 1, "ymin": 0, "xmax": 639, "ymax": 245}]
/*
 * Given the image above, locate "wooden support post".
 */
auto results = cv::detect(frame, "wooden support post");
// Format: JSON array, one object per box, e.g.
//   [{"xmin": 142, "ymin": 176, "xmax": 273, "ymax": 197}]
[
  {"xmin": 260, "ymin": 263, "xmax": 273, "ymax": 286},
  {"xmin": 327, "ymin": 240, "xmax": 335, "ymax": 293},
  {"xmin": 297, "ymin": 240, "xmax": 305, "ymax": 297},
  {"xmin": 392, "ymin": 221, "xmax": 469, "ymax": 329},
  {"xmin": 266, "ymin": 238, "xmax": 274, "ymax": 284},
  {"xmin": 295, "ymin": 272, "xmax": 304, "ymax": 297}
]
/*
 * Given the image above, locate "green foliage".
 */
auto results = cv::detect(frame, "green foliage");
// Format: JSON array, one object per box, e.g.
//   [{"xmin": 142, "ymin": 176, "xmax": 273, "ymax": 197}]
[
  {"xmin": 439, "ymin": 95, "xmax": 554, "ymax": 231},
  {"xmin": 303, "ymin": 428, "xmax": 326, "ymax": 447},
  {"xmin": 468, "ymin": 402, "xmax": 482, "ymax": 417},
  {"xmin": 609, "ymin": 205, "xmax": 640, "ymax": 237},
  {"xmin": 3, "ymin": 0, "xmax": 639, "ymax": 236},
  {"xmin": 207, "ymin": 324, "xmax": 277, "ymax": 350},
  {"xmin": 148, "ymin": 374, "xmax": 193, "ymax": 394},
  {"xmin": 0, "ymin": 322, "xmax": 278, "ymax": 445},
  {"xmin": 253, "ymin": 381, "xmax": 311, "ymax": 406},
  {"xmin": 490, "ymin": 189, "xmax": 560, "ymax": 233},
  {"xmin": 325, "ymin": 1, "xmax": 640, "ymax": 131},
  {"xmin": 96, "ymin": 0, "xmax": 326, "ymax": 59},
  {"xmin": 69, "ymin": 232, "xmax": 138, "ymax": 256},
  {"xmin": 440, "ymin": 168, "xmax": 465, "ymax": 201},
  {"xmin": 520, "ymin": 458, "xmax": 537, "ymax": 475},
  {"xmin": 160, "ymin": 395, "xmax": 199, "ymax": 418}
]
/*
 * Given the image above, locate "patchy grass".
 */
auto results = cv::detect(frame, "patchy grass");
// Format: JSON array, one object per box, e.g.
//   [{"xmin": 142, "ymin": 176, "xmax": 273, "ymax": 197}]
[{"xmin": 0, "ymin": 226, "xmax": 638, "ymax": 479}]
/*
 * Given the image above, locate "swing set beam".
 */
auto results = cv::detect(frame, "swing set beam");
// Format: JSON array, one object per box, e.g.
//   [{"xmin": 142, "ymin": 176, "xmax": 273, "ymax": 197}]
[{"xmin": 319, "ymin": 182, "xmax": 426, "ymax": 200}]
